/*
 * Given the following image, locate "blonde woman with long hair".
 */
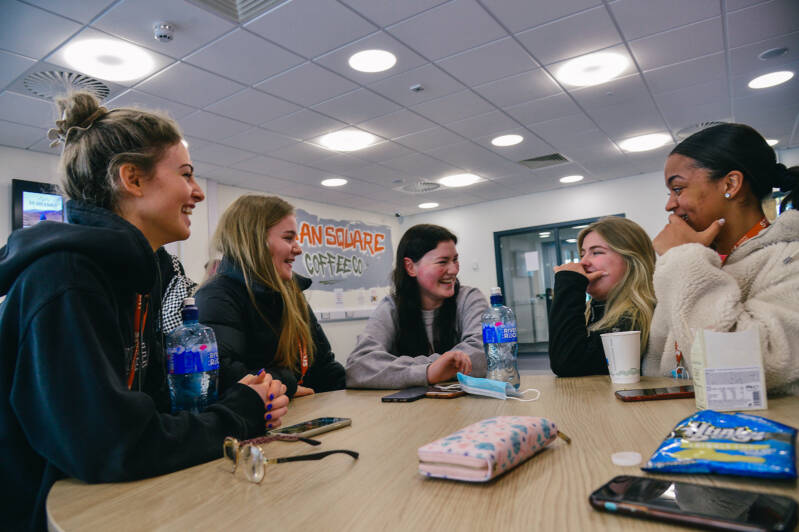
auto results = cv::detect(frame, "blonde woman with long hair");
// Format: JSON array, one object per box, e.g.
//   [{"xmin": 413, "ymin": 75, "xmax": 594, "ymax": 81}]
[
  {"xmin": 548, "ymin": 217, "xmax": 656, "ymax": 377},
  {"xmin": 196, "ymin": 195, "xmax": 346, "ymax": 398}
]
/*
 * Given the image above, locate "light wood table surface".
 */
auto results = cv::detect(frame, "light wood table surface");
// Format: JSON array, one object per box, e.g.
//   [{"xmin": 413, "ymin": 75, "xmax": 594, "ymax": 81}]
[{"xmin": 47, "ymin": 376, "xmax": 799, "ymax": 531}]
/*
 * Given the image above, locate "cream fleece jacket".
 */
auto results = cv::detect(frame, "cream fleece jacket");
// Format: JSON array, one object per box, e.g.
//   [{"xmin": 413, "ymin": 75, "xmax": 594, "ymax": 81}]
[
  {"xmin": 643, "ymin": 209, "xmax": 799, "ymax": 395},
  {"xmin": 345, "ymin": 286, "xmax": 488, "ymax": 389}
]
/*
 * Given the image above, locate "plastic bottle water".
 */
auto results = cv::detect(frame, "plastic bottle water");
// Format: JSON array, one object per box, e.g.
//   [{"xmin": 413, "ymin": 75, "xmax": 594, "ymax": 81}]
[
  {"xmin": 165, "ymin": 298, "xmax": 219, "ymax": 414},
  {"xmin": 481, "ymin": 287, "xmax": 520, "ymax": 389}
]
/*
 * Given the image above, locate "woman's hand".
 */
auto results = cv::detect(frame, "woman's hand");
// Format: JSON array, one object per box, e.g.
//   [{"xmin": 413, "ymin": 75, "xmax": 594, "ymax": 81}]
[
  {"xmin": 427, "ymin": 350, "xmax": 472, "ymax": 384},
  {"xmin": 653, "ymin": 214, "xmax": 725, "ymax": 255},
  {"xmin": 553, "ymin": 261, "xmax": 606, "ymax": 282},
  {"xmin": 294, "ymin": 385, "xmax": 315, "ymax": 397},
  {"xmin": 238, "ymin": 372, "xmax": 290, "ymax": 429}
]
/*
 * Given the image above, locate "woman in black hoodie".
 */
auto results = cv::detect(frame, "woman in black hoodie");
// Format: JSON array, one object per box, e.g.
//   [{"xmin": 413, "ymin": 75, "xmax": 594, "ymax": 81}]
[
  {"xmin": 0, "ymin": 92, "xmax": 288, "ymax": 531},
  {"xmin": 196, "ymin": 195, "xmax": 346, "ymax": 398}
]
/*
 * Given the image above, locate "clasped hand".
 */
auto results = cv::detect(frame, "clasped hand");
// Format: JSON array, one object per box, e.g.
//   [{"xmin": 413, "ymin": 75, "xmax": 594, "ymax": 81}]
[
  {"xmin": 427, "ymin": 350, "xmax": 472, "ymax": 384},
  {"xmin": 653, "ymin": 214, "xmax": 724, "ymax": 255},
  {"xmin": 239, "ymin": 372, "xmax": 289, "ymax": 429}
]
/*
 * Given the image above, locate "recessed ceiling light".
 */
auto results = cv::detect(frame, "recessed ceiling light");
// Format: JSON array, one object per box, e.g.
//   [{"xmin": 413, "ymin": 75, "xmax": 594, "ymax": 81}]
[
  {"xmin": 348, "ymin": 49, "xmax": 397, "ymax": 73},
  {"xmin": 559, "ymin": 175, "xmax": 584, "ymax": 184},
  {"xmin": 491, "ymin": 134, "xmax": 523, "ymax": 147},
  {"xmin": 555, "ymin": 52, "xmax": 629, "ymax": 87},
  {"xmin": 766, "ymin": 139, "xmax": 779, "ymax": 146},
  {"xmin": 572, "ymin": 224, "xmax": 589, "ymax": 229},
  {"xmin": 419, "ymin": 202, "xmax": 439, "ymax": 209},
  {"xmin": 318, "ymin": 129, "xmax": 377, "ymax": 152},
  {"xmin": 438, "ymin": 173, "xmax": 483, "ymax": 187},
  {"xmin": 619, "ymin": 133, "xmax": 672, "ymax": 152},
  {"xmin": 565, "ymin": 238, "xmax": 577, "ymax": 243},
  {"xmin": 748, "ymin": 71, "xmax": 794, "ymax": 89},
  {"xmin": 63, "ymin": 39, "xmax": 155, "ymax": 82},
  {"xmin": 538, "ymin": 232, "xmax": 551, "ymax": 237},
  {"xmin": 321, "ymin": 178, "xmax": 348, "ymax": 187}
]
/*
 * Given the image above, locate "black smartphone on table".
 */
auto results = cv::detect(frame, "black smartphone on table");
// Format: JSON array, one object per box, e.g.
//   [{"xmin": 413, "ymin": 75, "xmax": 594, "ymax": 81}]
[
  {"xmin": 268, "ymin": 417, "xmax": 351, "ymax": 438},
  {"xmin": 589, "ymin": 475, "xmax": 798, "ymax": 531},
  {"xmin": 381, "ymin": 386, "xmax": 428, "ymax": 402},
  {"xmin": 615, "ymin": 385, "xmax": 694, "ymax": 402}
]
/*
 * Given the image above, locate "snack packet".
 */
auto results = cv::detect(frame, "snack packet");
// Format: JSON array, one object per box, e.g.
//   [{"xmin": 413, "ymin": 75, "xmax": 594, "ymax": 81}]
[{"xmin": 643, "ymin": 410, "xmax": 796, "ymax": 479}]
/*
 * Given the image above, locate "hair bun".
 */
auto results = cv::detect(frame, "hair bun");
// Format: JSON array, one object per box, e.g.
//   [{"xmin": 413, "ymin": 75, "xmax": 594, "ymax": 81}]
[
  {"xmin": 774, "ymin": 163, "xmax": 798, "ymax": 193},
  {"xmin": 48, "ymin": 92, "xmax": 107, "ymax": 147}
]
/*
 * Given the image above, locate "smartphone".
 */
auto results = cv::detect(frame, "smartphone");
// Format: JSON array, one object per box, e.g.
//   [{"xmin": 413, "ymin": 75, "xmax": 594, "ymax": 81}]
[
  {"xmin": 381, "ymin": 386, "xmax": 428, "ymax": 402},
  {"xmin": 615, "ymin": 385, "xmax": 694, "ymax": 402},
  {"xmin": 425, "ymin": 383, "xmax": 465, "ymax": 399},
  {"xmin": 268, "ymin": 417, "xmax": 351, "ymax": 438},
  {"xmin": 590, "ymin": 475, "xmax": 798, "ymax": 531}
]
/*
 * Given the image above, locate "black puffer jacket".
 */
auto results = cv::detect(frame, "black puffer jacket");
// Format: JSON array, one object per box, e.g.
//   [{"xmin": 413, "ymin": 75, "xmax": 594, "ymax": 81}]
[
  {"xmin": 195, "ymin": 258, "xmax": 346, "ymax": 397},
  {"xmin": 0, "ymin": 201, "xmax": 266, "ymax": 532}
]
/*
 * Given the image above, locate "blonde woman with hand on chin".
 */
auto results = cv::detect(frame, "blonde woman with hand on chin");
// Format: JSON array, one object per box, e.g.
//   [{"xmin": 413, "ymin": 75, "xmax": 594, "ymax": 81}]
[
  {"xmin": 548, "ymin": 217, "xmax": 656, "ymax": 377},
  {"xmin": 644, "ymin": 123, "xmax": 799, "ymax": 394}
]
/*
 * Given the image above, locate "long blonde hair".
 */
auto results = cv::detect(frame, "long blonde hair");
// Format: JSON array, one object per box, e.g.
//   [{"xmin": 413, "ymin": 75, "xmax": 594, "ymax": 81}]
[
  {"xmin": 578, "ymin": 217, "xmax": 656, "ymax": 352},
  {"xmin": 213, "ymin": 195, "xmax": 313, "ymax": 371}
]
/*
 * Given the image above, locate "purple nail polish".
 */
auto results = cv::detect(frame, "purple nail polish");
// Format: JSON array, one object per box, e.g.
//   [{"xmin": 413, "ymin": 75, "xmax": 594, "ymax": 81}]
[
  {"xmin": 269, "ymin": 393, "xmax": 274, "ymax": 401},
  {"xmin": 266, "ymin": 413, "xmax": 272, "ymax": 420},
  {"xmin": 267, "ymin": 403, "xmax": 272, "ymax": 411},
  {"xmin": 268, "ymin": 424, "xmax": 273, "ymax": 429},
  {"xmin": 257, "ymin": 368, "xmax": 265, "ymax": 375}
]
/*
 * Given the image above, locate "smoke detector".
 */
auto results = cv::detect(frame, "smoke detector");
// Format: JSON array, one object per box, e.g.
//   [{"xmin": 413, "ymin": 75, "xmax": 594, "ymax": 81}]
[
  {"xmin": 394, "ymin": 180, "xmax": 441, "ymax": 194},
  {"xmin": 676, "ymin": 121, "xmax": 727, "ymax": 140},
  {"xmin": 153, "ymin": 22, "xmax": 175, "ymax": 42},
  {"xmin": 23, "ymin": 70, "xmax": 110, "ymax": 101}
]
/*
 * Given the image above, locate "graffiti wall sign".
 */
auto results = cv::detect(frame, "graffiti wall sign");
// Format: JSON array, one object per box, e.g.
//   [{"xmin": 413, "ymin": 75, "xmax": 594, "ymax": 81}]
[{"xmin": 294, "ymin": 209, "xmax": 394, "ymax": 291}]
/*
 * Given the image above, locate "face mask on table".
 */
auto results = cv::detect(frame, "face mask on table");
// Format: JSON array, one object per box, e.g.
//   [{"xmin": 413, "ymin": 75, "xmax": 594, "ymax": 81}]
[{"xmin": 454, "ymin": 373, "xmax": 541, "ymax": 402}]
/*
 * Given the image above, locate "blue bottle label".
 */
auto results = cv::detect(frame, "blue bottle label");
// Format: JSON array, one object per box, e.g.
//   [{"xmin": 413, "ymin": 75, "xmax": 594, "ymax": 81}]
[
  {"xmin": 482, "ymin": 324, "xmax": 517, "ymax": 343},
  {"xmin": 167, "ymin": 344, "xmax": 220, "ymax": 375}
]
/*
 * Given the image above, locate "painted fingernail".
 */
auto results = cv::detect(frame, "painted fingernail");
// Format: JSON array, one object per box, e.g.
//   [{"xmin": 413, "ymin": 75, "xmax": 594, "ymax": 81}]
[
  {"xmin": 269, "ymin": 393, "xmax": 274, "ymax": 401},
  {"xmin": 718, "ymin": 218, "xmax": 726, "ymax": 225},
  {"xmin": 267, "ymin": 403, "xmax": 272, "ymax": 411},
  {"xmin": 268, "ymin": 424, "xmax": 273, "ymax": 429},
  {"xmin": 266, "ymin": 414, "xmax": 272, "ymax": 420},
  {"xmin": 257, "ymin": 368, "xmax": 265, "ymax": 375}
]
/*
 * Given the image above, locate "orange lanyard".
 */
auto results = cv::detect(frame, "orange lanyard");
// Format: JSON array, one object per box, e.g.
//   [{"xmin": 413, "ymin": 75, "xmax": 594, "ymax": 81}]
[
  {"xmin": 127, "ymin": 294, "xmax": 149, "ymax": 390},
  {"xmin": 719, "ymin": 217, "xmax": 769, "ymax": 265},
  {"xmin": 297, "ymin": 341, "xmax": 309, "ymax": 385}
]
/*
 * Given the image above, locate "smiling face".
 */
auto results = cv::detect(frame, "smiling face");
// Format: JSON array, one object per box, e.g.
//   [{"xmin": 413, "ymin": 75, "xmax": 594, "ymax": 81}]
[
  {"xmin": 405, "ymin": 240, "xmax": 459, "ymax": 310},
  {"xmin": 664, "ymin": 153, "xmax": 728, "ymax": 232},
  {"xmin": 267, "ymin": 214, "xmax": 302, "ymax": 281},
  {"xmin": 580, "ymin": 230, "xmax": 627, "ymax": 302}
]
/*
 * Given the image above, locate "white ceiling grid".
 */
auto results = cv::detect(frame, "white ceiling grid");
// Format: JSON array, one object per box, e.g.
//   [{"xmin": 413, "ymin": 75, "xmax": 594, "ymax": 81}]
[{"xmin": 0, "ymin": 0, "xmax": 796, "ymax": 215}]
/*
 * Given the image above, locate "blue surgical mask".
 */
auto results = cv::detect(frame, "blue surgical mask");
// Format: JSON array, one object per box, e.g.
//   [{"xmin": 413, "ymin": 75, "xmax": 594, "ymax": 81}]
[{"xmin": 456, "ymin": 373, "xmax": 540, "ymax": 402}]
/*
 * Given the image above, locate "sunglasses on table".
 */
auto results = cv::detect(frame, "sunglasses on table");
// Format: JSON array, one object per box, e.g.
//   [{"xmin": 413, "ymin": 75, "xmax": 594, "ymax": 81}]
[{"xmin": 223, "ymin": 434, "xmax": 359, "ymax": 484}]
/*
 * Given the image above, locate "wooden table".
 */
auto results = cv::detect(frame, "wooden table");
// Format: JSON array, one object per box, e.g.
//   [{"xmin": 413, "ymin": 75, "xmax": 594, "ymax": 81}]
[{"xmin": 47, "ymin": 376, "xmax": 799, "ymax": 531}]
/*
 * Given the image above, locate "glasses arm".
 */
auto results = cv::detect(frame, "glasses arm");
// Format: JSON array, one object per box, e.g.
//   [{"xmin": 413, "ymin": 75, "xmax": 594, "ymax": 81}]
[{"xmin": 270, "ymin": 449, "xmax": 359, "ymax": 464}]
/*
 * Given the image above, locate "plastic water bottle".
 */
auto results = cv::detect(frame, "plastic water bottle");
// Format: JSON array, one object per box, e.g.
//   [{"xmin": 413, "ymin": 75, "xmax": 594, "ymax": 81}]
[
  {"xmin": 165, "ymin": 298, "xmax": 219, "ymax": 414},
  {"xmin": 481, "ymin": 287, "xmax": 520, "ymax": 389}
]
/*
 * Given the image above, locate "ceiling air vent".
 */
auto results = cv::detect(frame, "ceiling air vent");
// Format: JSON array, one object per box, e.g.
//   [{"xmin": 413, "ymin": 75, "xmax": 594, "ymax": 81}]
[
  {"xmin": 394, "ymin": 181, "xmax": 441, "ymax": 194},
  {"xmin": 517, "ymin": 153, "xmax": 569, "ymax": 170},
  {"xmin": 23, "ymin": 71, "xmax": 110, "ymax": 101},
  {"xmin": 188, "ymin": 0, "xmax": 291, "ymax": 23},
  {"xmin": 676, "ymin": 121, "xmax": 727, "ymax": 140}
]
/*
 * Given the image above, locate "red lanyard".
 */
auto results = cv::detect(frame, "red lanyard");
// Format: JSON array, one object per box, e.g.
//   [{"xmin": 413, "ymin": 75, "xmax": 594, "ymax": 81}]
[
  {"xmin": 297, "ymin": 341, "xmax": 309, "ymax": 385},
  {"xmin": 719, "ymin": 217, "xmax": 770, "ymax": 265},
  {"xmin": 127, "ymin": 294, "xmax": 149, "ymax": 390}
]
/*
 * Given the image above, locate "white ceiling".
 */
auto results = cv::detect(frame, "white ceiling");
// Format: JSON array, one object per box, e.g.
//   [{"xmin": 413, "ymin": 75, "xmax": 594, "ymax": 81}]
[{"xmin": 1, "ymin": 0, "xmax": 797, "ymax": 215}]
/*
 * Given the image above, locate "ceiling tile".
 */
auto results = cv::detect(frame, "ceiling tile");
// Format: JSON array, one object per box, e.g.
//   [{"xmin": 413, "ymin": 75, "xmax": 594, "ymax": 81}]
[
  {"xmin": 232, "ymin": 154, "xmax": 306, "ymax": 177},
  {"xmin": 654, "ymin": 78, "xmax": 729, "ymax": 117},
  {"xmin": 264, "ymin": 141, "xmax": 332, "ymax": 165},
  {"xmin": 588, "ymin": 100, "xmax": 667, "ymax": 139},
  {"xmin": 358, "ymin": 109, "xmax": 436, "ymax": 139},
  {"xmin": 726, "ymin": 0, "xmax": 799, "ymax": 48},
  {"xmin": 381, "ymin": 151, "xmax": 461, "ymax": 177},
  {"xmin": 108, "ymin": 89, "xmax": 196, "ymax": 119},
  {"xmin": 515, "ymin": 7, "xmax": 621, "ymax": 65},
  {"xmin": 245, "ymin": 0, "xmax": 376, "ymax": 59},
  {"xmin": 28, "ymin": 135, "xmax": 63, "ymax": 155},
  {"xmin": 367, "ymin": 63, "xmax": 464, "ymax": 106},
  {"xmin": 529, "ymin": 113, "xmax": 598, "ymax": 146},
  {"xmin": 180, "ymin": 110, "xmax": 251, "ymax": 140},
  {"xmin": 386, "ymin": 0, "xmax": 506, "ymax": 61},
  {"xmin": 218, "ymin": 127, "xmax": 297, "ymax": 154},
  {"xmin": 312, "ymin": 88, "xmax": 402, "ymax": 124},
  {"xmin": 0, "ymin": 51, "xmax": 36, "ymax": 89},
  {"xmin": 661, "ymin": 100, "xmax": 731, "ymax": 133},
  {"xmin": 205, "ymin": 89, "xmax": 300, "ymax": 126},
  {"xmin": 314, "ymin": 30, "xmax": 428, "ymax": 84},
  {"xmin": 184, "ymin": 29, "xmax": 304, "ymax": 85},
  {"xmin": 338, "ymin": 0, "xmax": 449, "ymax": 27},
  {"xmin": 479, "ymin": 0, "xmax": 601, "ymax": 34},
  {"xmin": 629, "ymin": 18, "xmax": 723, "ymax": 70},
  {"xmin": 473, "ymin": 68, "xmax": 560, "ymax": 108},
  {"xmin": 726, "ymin": 0, "xmax": 771, "ymax": 10},
  {"xmin": 23, "ymin": 0, "xmax": 116, "ymax": 24},
  {"xmin": 473, "ymin": 129, "xmax": 554, "ymax": 160},
  {"xmin": 343, "ymin": 163, "xmax": 412, "ymax": 184},
  {"xmin": 446, "ymin": 110, "xmax": 519, "ymax": 138},
  {"xmin": 311, "ymin": 153, "xmax": 373, "ymax": 175},
  {"xmin": 729, "ymin": 31, "xmax": 799, "ymax": 76},
  {"xmin": 609, "ymin": 0, "xmax": 719, "ymax": 41},
  {"xmin": 92, "ymin": 0, "xmax": 235, "ymax": 58},
  {"xmin": 136, "ymin": 62, "xmax": 243, "ymax": 108},
  {"xmin": 643, "ymin": 53, "xmax": 726, "ymax": 94},
  {"xmin": 0, "ymin": 91, "xmax": 53, "ymax": 128},
  {"xmin": 255, "ymin": 62, "xmax": 358, "ymax": 106},
  {"xmin": 189, "ymin": 143, "xmax": 256, "ymax": 166},
  {"xmin": 351, "ymin": 141, "xmax": 416, "ymax": 163},
  {"xmin": 394, "ymin": 127, "xmax": 465, "ymax": 151},
  {"xmin": 735, "ymin": 103, "xmax": 799, "ymax": 142},
  {"xmin": 261, "ymin": 109, "xmax": 346, "ymax": 140},
  {"xmin": 410, "ymin": 90, "xmax": 494, "ymax": 124},
  {"xmin": 424, "ymin": 141, "xmax": 514, "ymax": 175},
  {"xmin": 505, "ymin": 93, "xmax": 581, "ymax": 125},
  {"xmin": 730, "ymin": 61, "xmax": 799, "ymax": 98},
  {"xmin": 436, "ymin": 37, "xmax": 537, "ymax": 87},
  {"xmin": 0, "ymin": 1, "xmax": 81, "ymax": 59},
  {"xmin": 570, "ymin": 74, "xmax": 650, "ymax": 110},
  {"xmin": 0, "ymin": 119, "xmax": 44, "ymax": 148}
]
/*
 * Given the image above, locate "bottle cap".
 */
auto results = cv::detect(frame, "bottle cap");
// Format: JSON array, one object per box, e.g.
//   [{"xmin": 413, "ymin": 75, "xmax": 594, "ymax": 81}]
[
  {"xmin": 490, "ymin": 287, "xmax": 502, "ymax": 296},
  {"xmin": 611, "ymin": 451, "xmax": 642, "ymax": 467},
  {"xmin": 183, "ymin": 297, "xmax": 195, "ymax": 306}
]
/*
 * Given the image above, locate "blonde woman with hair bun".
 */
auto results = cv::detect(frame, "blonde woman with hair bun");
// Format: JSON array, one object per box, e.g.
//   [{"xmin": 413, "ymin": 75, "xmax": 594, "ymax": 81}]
[
  {"xmin": 548, "ymin": 216, "xmax": 656, "ymax": 377},
  {"xmin": 196, "ymin": 194, "xmax": 346, "ymax": 398}
]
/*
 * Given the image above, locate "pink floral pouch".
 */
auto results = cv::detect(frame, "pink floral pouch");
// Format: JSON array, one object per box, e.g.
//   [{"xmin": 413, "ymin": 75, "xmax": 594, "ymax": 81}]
[{"xmin": 418, "ymin": 416, "xmax": 559, "ymax": 482}]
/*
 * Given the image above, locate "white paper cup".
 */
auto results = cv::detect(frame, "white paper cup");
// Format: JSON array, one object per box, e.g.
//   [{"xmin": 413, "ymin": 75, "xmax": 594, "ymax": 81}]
[{"xmin": 600, "ymin": 331, "xmax": 641, "ymax": 384}]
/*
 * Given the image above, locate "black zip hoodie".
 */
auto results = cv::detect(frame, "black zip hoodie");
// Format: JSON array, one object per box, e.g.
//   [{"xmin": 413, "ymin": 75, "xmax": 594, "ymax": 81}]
[{"xmin": 0, "ymin": 200, "xmax": 266, "ymax": 532}]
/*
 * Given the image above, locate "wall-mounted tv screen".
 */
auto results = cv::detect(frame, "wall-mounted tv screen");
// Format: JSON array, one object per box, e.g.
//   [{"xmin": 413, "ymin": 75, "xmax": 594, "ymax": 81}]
[{"xmin": 12, "ymin": 179, "xmax": 66, "ymax": 230}]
